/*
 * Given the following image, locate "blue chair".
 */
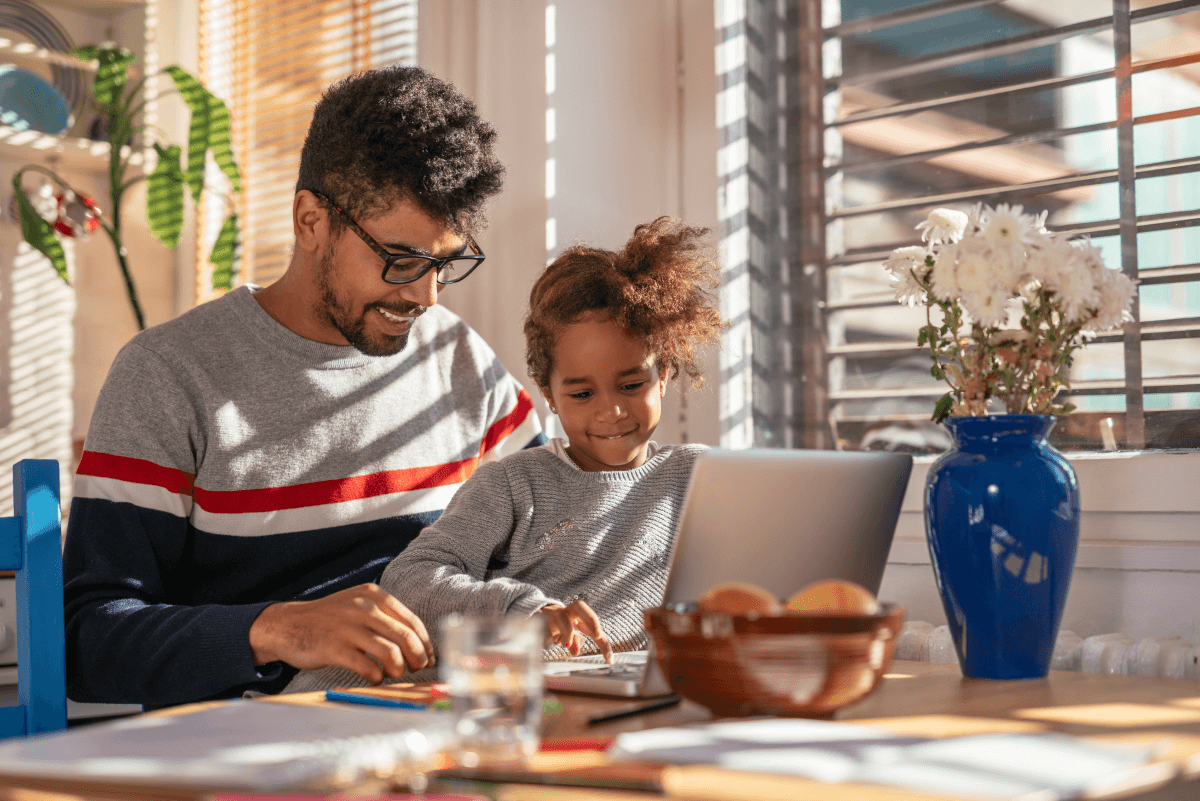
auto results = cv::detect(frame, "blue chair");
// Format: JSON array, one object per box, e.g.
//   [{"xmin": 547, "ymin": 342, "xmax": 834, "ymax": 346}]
[{"xmin": 0, "ymin": 460, "xmax": 66, "ymax": 739}]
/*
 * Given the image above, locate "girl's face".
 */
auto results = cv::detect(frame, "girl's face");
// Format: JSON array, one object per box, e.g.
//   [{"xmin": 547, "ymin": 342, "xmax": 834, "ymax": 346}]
[{"xmin": 541, "ymin": 312, "xmax": 667, "ymax": 472}]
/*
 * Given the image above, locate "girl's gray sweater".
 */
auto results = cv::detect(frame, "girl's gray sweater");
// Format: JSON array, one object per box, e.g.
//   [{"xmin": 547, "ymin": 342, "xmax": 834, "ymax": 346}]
[{"xmin": 284, "ymin": 442, "xmax": 705, "ymax": 692}]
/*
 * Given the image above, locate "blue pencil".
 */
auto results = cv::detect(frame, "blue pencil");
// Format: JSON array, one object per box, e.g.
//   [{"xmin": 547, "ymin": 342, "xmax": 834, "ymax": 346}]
[{"xmin": 324, "ymin": 689, "xmax": 427, "ymax": 710}]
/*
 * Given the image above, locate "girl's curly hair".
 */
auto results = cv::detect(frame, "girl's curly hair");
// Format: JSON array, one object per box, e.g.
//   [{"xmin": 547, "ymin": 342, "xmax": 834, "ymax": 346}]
[{"xmin": 525, "ymin": 217, "xmax": 727, "ymax": 391}]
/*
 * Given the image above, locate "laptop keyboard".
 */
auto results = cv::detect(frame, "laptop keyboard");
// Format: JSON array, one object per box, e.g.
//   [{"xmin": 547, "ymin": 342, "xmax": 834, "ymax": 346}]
[
  {"xmin": 568, "ymin": 663, "xmax": 646, "ymax": 679},
  {"xmin": 545, "ymin": 650, "xmax": 649, "ymax": 678}
]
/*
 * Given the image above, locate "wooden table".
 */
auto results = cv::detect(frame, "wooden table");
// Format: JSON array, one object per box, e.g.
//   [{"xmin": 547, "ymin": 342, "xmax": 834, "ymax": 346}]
[{"xmin": 4, "ymin": 661, "xmax": 1200, "ymax": 800}]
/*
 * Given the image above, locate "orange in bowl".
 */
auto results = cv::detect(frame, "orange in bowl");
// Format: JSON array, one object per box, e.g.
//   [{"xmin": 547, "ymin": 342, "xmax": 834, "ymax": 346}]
[
  {"xmin": 785, "ymin": 579, "xmax": 880, "ymax": 615},
  {"xmin": 697, "ymin": 581, "xmax": 783, "ymax": 616}
]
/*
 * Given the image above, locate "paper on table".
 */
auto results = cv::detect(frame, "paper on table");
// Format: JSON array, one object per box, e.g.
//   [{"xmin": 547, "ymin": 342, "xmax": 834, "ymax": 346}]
[
  {"xmin": 609, "ymin": 718, "xmax": 1166, "ymax": 801},
  {"xmin": 0, "ymin": 699, "xmax": 457, "ymax": 794}
]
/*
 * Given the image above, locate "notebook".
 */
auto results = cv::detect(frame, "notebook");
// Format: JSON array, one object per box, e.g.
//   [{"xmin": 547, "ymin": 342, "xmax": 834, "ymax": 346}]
[
  {"xmin": 543, "ymin": 447, "xmax": 913, "ymax": 697},
  {"xmin": 0, "ymin": 699, "xmax": 457, "ymax": 795}
]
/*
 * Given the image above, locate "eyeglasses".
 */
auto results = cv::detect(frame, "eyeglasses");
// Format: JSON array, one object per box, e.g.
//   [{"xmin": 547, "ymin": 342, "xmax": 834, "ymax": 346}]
[{"xmin": 310, "ymin": 190, "xmax": 486, "ymax": 285}]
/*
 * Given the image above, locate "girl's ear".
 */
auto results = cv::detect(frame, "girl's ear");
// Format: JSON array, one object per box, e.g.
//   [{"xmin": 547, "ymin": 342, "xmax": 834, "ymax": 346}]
[{"xmin": 539, "ymin": 385, "xmax": 557, "ymax": 415}]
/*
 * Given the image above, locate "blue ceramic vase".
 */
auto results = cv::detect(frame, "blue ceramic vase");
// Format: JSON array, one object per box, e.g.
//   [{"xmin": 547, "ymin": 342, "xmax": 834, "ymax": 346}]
[{"xmin": 924, "ymin": 414, "xmax": 1079, "ymax": 679}]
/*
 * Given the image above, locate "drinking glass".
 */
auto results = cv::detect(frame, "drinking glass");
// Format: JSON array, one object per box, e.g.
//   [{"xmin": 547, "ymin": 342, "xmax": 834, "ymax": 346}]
[{"xmin": 440, "ymin": 613, "xmax": 544, "ymax": 766}]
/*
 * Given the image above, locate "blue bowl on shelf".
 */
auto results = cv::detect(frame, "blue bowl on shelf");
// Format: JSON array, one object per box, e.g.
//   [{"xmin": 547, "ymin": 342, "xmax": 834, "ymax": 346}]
[{"xmin": 0, "ymin": 64, "xmax": 71, "ymax": 135}]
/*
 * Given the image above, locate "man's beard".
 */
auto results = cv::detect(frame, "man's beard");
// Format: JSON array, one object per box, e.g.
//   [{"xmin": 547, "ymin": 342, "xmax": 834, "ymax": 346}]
[{"xmin": 315, "ymin": 244, "xmax": 424, "ymax": 357}]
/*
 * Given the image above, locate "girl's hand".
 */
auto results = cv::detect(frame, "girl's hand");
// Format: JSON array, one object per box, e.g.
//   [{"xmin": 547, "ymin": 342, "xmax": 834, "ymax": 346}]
[{"xmin": 539, "ymin": 599, "xmax": 614, "ymax": 663}]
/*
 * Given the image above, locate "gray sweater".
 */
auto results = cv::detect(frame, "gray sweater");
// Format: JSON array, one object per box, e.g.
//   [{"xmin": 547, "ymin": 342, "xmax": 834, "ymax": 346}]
[{"xmin": 284, "ymin": 441, "xmax": 706, "ymax": 692}]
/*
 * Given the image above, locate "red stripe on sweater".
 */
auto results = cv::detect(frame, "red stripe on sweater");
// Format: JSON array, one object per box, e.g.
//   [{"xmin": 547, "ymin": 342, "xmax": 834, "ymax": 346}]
[
  {"xmin": 78, "ymin": 450, "xmax": 479, "ymax": 514},
  {"xmin": 77, "ymin": 451, "xmax": 195, "ymax": 496},
  {"xmin": 191, "ymin": 457, "xmax": 479, "ymax": 514},
  {"xmin": 482, "ymin": 389, "xmax": 535, "ymax": 456}
]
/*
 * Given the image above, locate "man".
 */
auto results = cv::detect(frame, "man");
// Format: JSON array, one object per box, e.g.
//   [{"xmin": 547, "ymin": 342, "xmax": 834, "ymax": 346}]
[{"xmin": 63, "ymin": 66, "xmax": 543, "ymax": 707}]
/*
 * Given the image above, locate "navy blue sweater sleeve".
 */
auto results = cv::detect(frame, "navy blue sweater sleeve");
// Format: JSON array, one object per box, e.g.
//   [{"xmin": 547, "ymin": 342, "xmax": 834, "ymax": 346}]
[{"xmin": 63, "ymin": 496, "xmax": 290, "ymax": 706}]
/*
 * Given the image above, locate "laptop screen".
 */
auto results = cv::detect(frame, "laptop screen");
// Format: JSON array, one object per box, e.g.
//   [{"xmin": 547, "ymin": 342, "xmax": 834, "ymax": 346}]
[{"xmin": 662, "ymin": 449, "xmax": 913, "ymax": 606}]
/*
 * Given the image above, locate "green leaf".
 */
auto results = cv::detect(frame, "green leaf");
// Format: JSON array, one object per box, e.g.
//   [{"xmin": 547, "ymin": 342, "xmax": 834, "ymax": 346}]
[
  {"xmin": 209, "ymin": 213, "xmax": 240, "ymax": 290},
  {"xmin": 73, "ymin": 46, "xmax": 136, "ymax": 111},
  {"xmin": 932, "ymin": 393, "xmax": 954, "ymax": 423},
  {"xmin": 165, "ymin": 66, "xmax": 242, "ymax": 201},
  {"xmin": 931, "ymin": 365, "xmax": 944, "ymax": 380},
  {"xmin": 147, "ymin": 144, "xmax": 186, "ymax": 248},
  {"xmin": 204, "ymin": 91, "xmax": 241, "ymax": 193},
  {"xmin": 13, "ymin": 184, "xmax": 68, "ymax": 283},
  {"xmin": 1058, "ymin": 403, "xmax": 1076, "ymax": 415},
  {"xmin": 166, "ymin": 66, "xmax": 211, "ymax": 203}
]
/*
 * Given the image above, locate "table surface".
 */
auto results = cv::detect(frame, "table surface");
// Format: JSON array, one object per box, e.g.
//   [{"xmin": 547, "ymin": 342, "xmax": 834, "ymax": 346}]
[{"xmin": 5, "ymin": 660, "xmax": 1200, "ymax": 801}]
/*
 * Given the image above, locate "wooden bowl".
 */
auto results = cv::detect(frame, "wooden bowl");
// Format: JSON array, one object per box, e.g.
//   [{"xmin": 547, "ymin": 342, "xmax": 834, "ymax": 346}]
[{"xmin": 644, "ymin": 603, "xmax": 905, "ymax": 718}]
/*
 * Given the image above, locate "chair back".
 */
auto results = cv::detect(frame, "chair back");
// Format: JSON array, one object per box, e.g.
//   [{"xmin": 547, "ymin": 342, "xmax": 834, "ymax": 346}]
[{"xmin": 0, "ymin": 460, "xmax": 65, "ymax": 739}]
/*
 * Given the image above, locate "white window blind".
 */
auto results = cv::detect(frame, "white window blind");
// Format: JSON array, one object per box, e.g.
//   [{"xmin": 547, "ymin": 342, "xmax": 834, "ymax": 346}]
[
  {"xmin": 718, "ymin": 0, "xmax": 1200, "ymax": 452},
  {"xmin": 196, "ymin": 0, "xmax": 417, "ymax": 300}
]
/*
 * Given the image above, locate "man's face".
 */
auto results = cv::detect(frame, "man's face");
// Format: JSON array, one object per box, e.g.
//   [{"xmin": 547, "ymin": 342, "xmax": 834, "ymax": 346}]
[{"xmin": 314, "ymin": 198, "xmax": 467, "ymax": 357}]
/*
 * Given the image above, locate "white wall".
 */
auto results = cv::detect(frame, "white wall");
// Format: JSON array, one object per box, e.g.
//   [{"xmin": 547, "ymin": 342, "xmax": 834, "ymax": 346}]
[{"xmin": 420, "ymin": 0, "xmax": 723, "ymax": 444}]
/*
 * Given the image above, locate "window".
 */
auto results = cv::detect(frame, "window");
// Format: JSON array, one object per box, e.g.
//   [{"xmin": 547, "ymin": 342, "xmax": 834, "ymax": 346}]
[
  {"xmin": 717, "ymin": 0, "xmax": 1200, "ymax": 452},
  {"xmin": 197, "ymin": 0, "xmax": 418, "ymax": 300}
]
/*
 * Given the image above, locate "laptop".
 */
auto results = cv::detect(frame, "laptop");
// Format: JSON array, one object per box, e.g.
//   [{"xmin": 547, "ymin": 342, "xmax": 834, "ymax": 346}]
[{"xmin": 542, "ymin": 447, "xmax": 914, "ymax": 697}]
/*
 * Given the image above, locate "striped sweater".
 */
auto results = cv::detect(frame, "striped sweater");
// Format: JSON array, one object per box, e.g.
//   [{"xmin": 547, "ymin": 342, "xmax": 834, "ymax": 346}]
[
  {"xmin": 63, "ymin": 286, "xmax": 542, "ymax": 707},
  {"xmin": 284, "ymin": 442, "xmax": 706, "ymax": 693}
]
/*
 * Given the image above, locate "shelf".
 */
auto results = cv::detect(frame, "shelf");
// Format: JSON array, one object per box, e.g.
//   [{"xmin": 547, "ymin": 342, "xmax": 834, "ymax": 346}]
[
  {"xmin": 37, "ymin": 0, "xmax": 145, "ymax": 15},
  {"xmin": 0, "ymin": 125, "xmax": 143, "ymax": 171},
  {"xmin": 0, "ymin": 37, "xmax": 97, "ymax": 72}
]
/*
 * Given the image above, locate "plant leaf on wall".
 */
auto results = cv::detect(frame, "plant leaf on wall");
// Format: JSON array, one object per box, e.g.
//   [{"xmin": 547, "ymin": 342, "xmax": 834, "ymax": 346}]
[
  {"xmin": 165, "ymin": 66, "xmax": 242, "ymax": 202},
  {"xmin": 209, "ymin": 214, "xmax": 239, "ymax": 291},
  {"xmin": 12, "ymin": 180, "xmax": 68, "ymax": 283},
  {"xmin": 148, "ymin": 144, "xmax": 185, "ymax": 248}
]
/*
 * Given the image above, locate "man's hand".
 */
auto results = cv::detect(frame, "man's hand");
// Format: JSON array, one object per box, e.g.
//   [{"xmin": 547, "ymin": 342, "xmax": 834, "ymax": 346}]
[
  {"xmin": 539, "ymin": 599, "xmax": 614, "ymax": 663},
  {"xmin": 249, "ymin": 583, "xmax": 434, "ymax": 684}
]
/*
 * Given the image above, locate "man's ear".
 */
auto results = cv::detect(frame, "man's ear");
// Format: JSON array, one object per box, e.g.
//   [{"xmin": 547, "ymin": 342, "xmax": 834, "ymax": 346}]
[{"xmin": 293, "ymin": 191, "xmax": 328, "ymax": 253}]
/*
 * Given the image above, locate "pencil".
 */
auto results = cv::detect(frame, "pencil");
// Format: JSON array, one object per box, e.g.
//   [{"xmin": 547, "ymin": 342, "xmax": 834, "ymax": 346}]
[
  {"xmin": 324, "ymin": 689, "xmax": 427, "ymax": 710},
  {"xmin": 586, "ymin": 694, "xmax": 681, "ymax": 725}
]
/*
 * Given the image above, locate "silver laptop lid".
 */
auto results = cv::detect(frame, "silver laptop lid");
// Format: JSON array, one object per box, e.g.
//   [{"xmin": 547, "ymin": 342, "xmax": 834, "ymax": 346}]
[{"xmin": 662, "ymin": 448, "xmax": 913, "ymax": 605}]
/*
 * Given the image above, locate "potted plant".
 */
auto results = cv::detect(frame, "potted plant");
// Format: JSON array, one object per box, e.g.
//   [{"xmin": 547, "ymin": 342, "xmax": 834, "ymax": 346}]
[
  {"xmin": 883, "ymin": 204, "xmax": 1137, "ymax": 679},
  {"xmin": 12, "ymin": 45, "xmax": 241, "ymax": 331}
]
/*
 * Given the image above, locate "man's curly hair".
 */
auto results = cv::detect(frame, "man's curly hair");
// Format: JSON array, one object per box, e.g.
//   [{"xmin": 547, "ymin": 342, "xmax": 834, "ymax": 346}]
[
  {"xmin": 525, "ymin": 217, "xmax": 727, "ymax": 391},
  {"xmin": 297, "ymin": 65, "xmax": 504, "ymax": 234}
]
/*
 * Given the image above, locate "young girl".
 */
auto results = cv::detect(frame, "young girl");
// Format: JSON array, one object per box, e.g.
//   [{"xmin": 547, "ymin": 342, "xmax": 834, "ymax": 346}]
[{"xmin": 284, "ymin": 216, "xmax": 725, "ymax": 691}]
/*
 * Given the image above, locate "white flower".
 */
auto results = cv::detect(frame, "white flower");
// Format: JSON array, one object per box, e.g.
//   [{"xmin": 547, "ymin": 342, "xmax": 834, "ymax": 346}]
[
  {"xmin": 883, "ymin": 246, "xmax": 929, "ymax": 279},
  {"xmin": 916, "ymin": 208, "xmax": 969, "ymax": 245},
  {"xmin": 1045, "ymin": 244, "xmax": 1100, "ymax": 321},
  {"xmin": 1088, "ymin": 267, "xmax": 1137, "ymax": 332},
  {"xmin": 979, "ymin": 203, "xmax": 1040, "ymax": 252},
  {"xmin": 883, "ymin": 246, "xmax": 931, "ymax": 306},
  {"xmin": 960, "ymin": 289, "xmax": 1010, "ymax": 329},
  {"xmin": 930, "ymin": 244, "xmax": 961, "ymax": 301},
  {"xmin": 954, "ymin": 238, "xmax": 1007, "ymax": 296},
  {"xmin": 1024, "ymin": 234, "xmax": 1072, "ymax": 287}
]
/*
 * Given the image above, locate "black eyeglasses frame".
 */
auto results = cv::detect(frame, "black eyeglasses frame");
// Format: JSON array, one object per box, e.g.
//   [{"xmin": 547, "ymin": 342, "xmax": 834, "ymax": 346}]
[{"xmin": 309, "ymin": 190, "xmax": 485, "ymax": 285}]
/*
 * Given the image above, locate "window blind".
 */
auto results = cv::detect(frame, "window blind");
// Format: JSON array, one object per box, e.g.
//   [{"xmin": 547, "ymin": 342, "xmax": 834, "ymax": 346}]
[
  {"xmin": 196, "ymin": 0, "xmax": 417, "ymax": 300},
  {"xmin": 809, "ymin": 0, "xmax": 1200, "ymax": 452}
]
